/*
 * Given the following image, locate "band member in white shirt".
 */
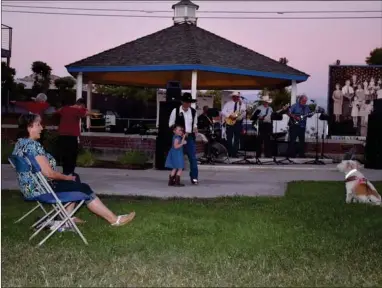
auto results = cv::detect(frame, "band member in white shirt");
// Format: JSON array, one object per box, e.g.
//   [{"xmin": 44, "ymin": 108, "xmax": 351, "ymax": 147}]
[
  {"xmin": 222, "ymin": 91, "xmax": 246, "ymax": 158},
  {"xmin": 168, "ymin": 93, "xmax": 199, "ymax": 185},
  {"xmin": 253, "ymin": 95, "xmax": 274, "ymax": 158}
]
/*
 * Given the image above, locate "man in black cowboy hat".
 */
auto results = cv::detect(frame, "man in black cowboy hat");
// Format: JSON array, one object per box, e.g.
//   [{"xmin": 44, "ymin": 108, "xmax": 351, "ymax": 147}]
[{"xmin": 168, "ymin": 92, "xmax": 199, "ymax": 185}]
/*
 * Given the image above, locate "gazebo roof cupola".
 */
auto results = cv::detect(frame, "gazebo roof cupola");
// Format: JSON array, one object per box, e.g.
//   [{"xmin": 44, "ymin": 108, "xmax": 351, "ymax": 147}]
[{"xmin": 172, "ymin": 0, "xmax": 199, "ymax": 25}]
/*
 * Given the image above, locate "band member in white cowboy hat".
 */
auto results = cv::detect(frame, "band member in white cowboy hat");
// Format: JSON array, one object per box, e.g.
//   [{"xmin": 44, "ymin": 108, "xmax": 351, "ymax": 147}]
[
  {"xmin": 254, "ymin": 94, "xmax": 274, "ymax": 158},
  {"xmin": 168, "ymin": 92, "xmax": 199, "ymax": 185},
  {"xmin": 221, "ymin": 91, "xmax": 246, "ymax": 158}
]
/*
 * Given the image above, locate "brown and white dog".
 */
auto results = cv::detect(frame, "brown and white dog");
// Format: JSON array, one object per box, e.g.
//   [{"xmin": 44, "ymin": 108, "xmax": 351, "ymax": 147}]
[{"xmin": 336, "ymin": 160, "xmax": 381, "ymax": 205}]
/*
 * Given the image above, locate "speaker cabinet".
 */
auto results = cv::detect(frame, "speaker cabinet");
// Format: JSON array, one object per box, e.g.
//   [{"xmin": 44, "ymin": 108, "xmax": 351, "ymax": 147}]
[
  {"xmin": 155, "ymin": 134, "xmax": 172, "ymax": 170},
  {"xmin": 364, "ymin": 112, "xmax": 382, "ymax": 169},
  {"xmin": 155, "ymin": 101, "xmax": 181, "ymax": 170},
  {"xmin": 373, "ymin": 98, "xmax": 382, "ymax": 114},
  {"xmin": 158, "ymin": 101, "xmax": 181, "ymax": 134},
  {"xmin": 166, "ymin": 81, "xmax": 182, "ymax": 102}
]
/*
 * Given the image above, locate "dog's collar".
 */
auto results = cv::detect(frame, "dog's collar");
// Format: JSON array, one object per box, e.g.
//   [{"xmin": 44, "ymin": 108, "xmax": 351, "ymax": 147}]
[{"xmin": 345, "ymin": 169, "xmax": 357, "ymax": 180}]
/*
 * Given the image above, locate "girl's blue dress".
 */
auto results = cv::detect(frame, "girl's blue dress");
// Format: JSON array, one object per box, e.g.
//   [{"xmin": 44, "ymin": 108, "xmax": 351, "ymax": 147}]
[{"xmin": 165, "ymin": 135, "xmax": 185, "ymax": 169}]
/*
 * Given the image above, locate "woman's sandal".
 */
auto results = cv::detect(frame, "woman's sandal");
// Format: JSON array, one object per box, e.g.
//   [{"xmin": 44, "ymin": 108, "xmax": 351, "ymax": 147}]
[{"xmin": 111, "ymin": 212, "xmax": 136, "ymax": 227}]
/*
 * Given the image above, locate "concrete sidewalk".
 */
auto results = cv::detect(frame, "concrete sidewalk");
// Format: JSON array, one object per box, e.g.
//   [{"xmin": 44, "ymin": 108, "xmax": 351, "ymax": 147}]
[{"xmin": 2, "ymin": 164, "xmax": 381, "ymax": 198}]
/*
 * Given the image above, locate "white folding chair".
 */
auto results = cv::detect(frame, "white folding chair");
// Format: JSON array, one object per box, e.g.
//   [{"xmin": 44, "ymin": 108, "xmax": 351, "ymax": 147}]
[{"xmin": 9, "ymin": 154, "xmax": 89, "ymax": 247}]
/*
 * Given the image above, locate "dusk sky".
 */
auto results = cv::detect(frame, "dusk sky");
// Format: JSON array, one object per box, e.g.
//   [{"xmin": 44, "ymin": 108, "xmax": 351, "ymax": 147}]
[{"xmin": 2, "ymin": 0, "xmax": 382, "ymax": 107}]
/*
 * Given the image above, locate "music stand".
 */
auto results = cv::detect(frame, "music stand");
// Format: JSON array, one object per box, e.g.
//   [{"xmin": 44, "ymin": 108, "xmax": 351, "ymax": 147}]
[
  {"xmin": 232, "ymin": 99, "xmax": 253, "ymax": 165},
  {"xmin": 303, "ymin": 109, "xmax": 327, "ymax": 165},
  {"xmin": 319, "ymin": 113, "xmax": 331, "ymax": 160},
  {"xmin": 266, "ymin": 112, "xmax": 295, "ymax": 165}
]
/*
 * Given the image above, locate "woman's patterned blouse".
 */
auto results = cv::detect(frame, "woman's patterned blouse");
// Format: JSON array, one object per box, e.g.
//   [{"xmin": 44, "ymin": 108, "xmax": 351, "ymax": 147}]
[{"xmin": 12, "ymin": 138, "xmax": 57, "ymax": 198}]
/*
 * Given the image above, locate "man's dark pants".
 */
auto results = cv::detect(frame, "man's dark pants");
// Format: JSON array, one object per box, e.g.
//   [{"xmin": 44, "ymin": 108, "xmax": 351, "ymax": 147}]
[
  {"xmin": 256, "ymin": 122, "xmax": 273, "ymax": 158},
  {"xmin": 287, "ymin": 125, "xmax": 306, "ymax": 158},
  {"xmin": 58, "ymin": 135, "xmax": 79, "ymax": 175},
  {"xmin": 226, "ymin": 121, "xmax": 242, "ymax": 158}
]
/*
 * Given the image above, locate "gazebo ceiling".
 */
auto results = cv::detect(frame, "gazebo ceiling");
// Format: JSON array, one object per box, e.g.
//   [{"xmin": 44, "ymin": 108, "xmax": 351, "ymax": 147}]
[
  {"xmin": 80, "ymin": 70, "xmax": 293, "ymax": 90},
  {"xmin": 66, "ymin": 22, "xmax": 309, "ymax": 89}
]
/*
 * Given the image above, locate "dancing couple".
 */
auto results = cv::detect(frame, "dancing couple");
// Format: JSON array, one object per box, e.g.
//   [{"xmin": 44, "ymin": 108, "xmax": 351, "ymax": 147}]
[{"xmin": 166, "ymin": 93, "xmax": 199, "ymax": 187}]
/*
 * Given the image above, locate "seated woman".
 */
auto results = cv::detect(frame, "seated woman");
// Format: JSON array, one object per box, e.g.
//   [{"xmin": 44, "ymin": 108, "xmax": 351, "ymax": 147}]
[{"xmin": 12, "ymin": 113, "xmax": 135, "ymax": 227}]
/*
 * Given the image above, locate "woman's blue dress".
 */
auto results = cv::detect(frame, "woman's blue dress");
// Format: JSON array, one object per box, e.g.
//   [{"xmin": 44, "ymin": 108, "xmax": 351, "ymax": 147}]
[{"xmin": 165, "ymin": 135, "xmax": 185, "ymax": 169}]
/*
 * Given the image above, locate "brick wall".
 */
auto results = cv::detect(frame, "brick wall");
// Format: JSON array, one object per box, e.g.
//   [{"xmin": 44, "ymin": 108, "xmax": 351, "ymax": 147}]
[{"xmin": 2, "ymin": 126, "xmax": 364, "ymax": 156}]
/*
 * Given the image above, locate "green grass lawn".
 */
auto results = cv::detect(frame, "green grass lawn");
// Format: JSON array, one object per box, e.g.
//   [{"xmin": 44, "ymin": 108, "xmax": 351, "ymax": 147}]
[{"xmin": 2, "ymin": 181, "xmax": 382, "ymax": 287}]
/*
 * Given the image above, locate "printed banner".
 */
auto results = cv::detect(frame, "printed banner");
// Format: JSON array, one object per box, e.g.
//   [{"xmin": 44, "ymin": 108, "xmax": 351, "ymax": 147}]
[{"xmin": 327, "ymin": 65, "xmax": 382, "ymax": 136}]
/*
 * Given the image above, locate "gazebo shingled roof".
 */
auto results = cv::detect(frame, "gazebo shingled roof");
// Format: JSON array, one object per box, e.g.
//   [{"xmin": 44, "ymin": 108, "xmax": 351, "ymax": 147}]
[{"xmin": 66, "ymin": 22, "xmax": 309, "ymax": 89}]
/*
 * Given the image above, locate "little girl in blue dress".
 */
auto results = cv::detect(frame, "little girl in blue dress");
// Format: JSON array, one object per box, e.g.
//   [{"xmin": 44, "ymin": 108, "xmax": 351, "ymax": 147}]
[{"xmin": 166, "ymin": 125, "xmax": 187, "ymax": 187}]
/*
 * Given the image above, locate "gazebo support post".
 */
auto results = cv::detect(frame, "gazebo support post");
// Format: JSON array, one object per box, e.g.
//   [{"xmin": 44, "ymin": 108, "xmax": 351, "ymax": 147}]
[
  {"xmin": 291, "ymin": 80, "xmax": 297, "ymax": 104},
  {"xmin": 191, "ymin": 70, "xmax": 197, "ymax": 109},
  {"xmin": 76, "ymin": 72, "xmax": 83, "ymax": 100},
  {"xmin": 86, "ymin": 81, "xmax": 92, "ymax": 129}
]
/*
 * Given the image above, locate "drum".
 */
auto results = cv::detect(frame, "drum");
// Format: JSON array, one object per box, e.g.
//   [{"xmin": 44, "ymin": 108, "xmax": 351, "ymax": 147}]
[
  {"xmin": 211, "ymin": 122, "xmax": 222, "ymax": 141},
  {"xmin": 211, "ymin": 142, "xmax": 229, "ymax": 161}
]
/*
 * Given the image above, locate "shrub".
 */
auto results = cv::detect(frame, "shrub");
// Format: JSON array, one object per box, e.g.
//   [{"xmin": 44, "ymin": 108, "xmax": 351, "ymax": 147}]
[
  {"xmin": 118, "ymin": 150, "xmax": 148, "ymax": 166},
  {"xmin": 77, "ymin": 149, "xmax": 96, "ymax": 167},
  {"xmin": 42, "ymin": 130, "xmax": 59, "ymax": 159},
  {"xmin": 2, "ymin": 140, "xmax": 14, "ymax": 163}
]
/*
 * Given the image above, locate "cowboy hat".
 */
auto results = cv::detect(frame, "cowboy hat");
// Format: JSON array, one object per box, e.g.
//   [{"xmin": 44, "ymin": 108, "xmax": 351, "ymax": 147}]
[
  {"xmin": 181, "ymin": 92, "xmax": 197, "ymax": 103},
  {"xmin": 230, "ymin": 91, "xmax": 240, "ymax": 97},
  {"xmin": 259, "ymin": 95, "xmax": 273, "ymax": 103}
]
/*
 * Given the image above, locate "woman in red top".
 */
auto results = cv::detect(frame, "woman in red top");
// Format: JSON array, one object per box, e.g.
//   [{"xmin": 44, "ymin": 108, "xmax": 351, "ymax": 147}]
[
  {"xmin": 11, "ymin": 93, "xmax": 51, "ymax": 143},
  {"xmin": 56, "ymin": 98, "xmax": 89, "ymax": 175},
  {"xmin": 11, "ymin": 93, "xmax": 50, "ymax": 118}
]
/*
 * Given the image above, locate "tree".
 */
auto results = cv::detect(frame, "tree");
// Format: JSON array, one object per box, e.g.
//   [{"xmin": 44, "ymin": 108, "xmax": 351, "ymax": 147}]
[
  {"xmin": 258, "ymin": 88, "xmax": 291, "ymax": 110},
  {"xmin": 365, "ymin": 47, "xmax": 382, "ymax": 65},
  {"xmin": 1, "ymin": 62, "xmax": 26, "ymax": 103},
  {"xmin": 31, "ymin": 61, "xmax": 52, "ymax": 94},
  {"xmin": 204, "ymin": 90, "xmax": 222, "ymax": 109},
  {"xmin": 1, "ymin": 61, "xmax": 16, "ymax": 91},
  {"xmin": 54, "ymin": 76, "xmax": 76, "ymax": 107},
  {"xmin": 257, "ymin": 57, "xmax": 292, "ymax": 109},
  {"xmin": 94, "ymin": 85, "xmax": 156, "ymax": 101},
  {"xmin": 54, "ymin": 76, "xmax": 76, "ymax": 90}
]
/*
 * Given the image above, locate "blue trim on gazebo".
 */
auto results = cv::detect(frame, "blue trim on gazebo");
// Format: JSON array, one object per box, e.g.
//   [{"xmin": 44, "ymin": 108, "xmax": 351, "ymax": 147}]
[{"xmin": 66, "ymin": 64, "xmax": 309, "ymax": 82}]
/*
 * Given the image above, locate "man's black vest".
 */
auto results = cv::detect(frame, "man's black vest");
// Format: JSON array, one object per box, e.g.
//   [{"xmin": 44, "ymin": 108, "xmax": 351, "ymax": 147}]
[{"xmin": 175, "ymin": 106, "xmax": 196, "ymax": 132}]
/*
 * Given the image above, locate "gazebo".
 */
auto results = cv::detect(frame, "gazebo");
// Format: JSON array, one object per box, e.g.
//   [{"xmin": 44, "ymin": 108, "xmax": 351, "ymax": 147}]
[{"xmin": 66, "ymin": 0, "xmax": 309, "ymax": 126}]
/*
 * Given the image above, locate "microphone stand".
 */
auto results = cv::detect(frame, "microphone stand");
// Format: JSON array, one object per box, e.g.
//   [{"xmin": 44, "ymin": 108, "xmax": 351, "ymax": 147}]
[
  {"xmin": 232, "ymin": 98, "xmax": 252, "ymax": 165},
  {"xmin": 303, "ymin": 113, "xmax": 326, "ymax": 165},
  {"xmin": 320, "ymin": 117, "xmax": 331, "ymax": 159}
]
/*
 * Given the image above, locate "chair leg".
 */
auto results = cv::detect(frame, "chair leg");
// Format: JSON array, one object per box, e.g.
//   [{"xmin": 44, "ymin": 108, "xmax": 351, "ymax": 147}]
[
  {"xmin": 30, "ymin": 209, "xmax": 62, "ymax": 240},
  {"xmin": 38, "ymin": 202, "xmax": 48, "ymax": 214},
  {"xmin": 37, "ymin": 201, "xmax": 88, "ymax": 246},
  {"xmin": 30, "ymin": 203, "xmax": 70, "ymax": 229},
  {"xmin": 14, "ymin": 204, "xmax": 41, "ymax": 224}
]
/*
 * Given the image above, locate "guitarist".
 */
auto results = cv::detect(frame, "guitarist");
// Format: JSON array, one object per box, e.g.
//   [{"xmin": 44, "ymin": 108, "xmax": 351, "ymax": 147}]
[
  {"xmin": 287, "ymin": 95, "xmax": 313, "ymax": 158},
  {"xmin": 254, "ymin": 95, "xmax": 274, "ymax": 158},
  {"xmin": 222, "ymin": 91, "xmax": 246, "ymax": 158}
]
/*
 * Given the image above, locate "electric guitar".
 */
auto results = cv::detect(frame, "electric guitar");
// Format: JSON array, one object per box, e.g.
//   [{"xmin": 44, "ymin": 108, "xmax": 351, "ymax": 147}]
[
  {"xmin": 225, "ymin": 102, "xmax": 244, "ymax": 126},
  {"xmin": 288, "ymin": 111, "xmax": 316, "ymax": 126},
  {"xmin": 251, "ymin": 104, "xmax": 290, "ymax": 128}
]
